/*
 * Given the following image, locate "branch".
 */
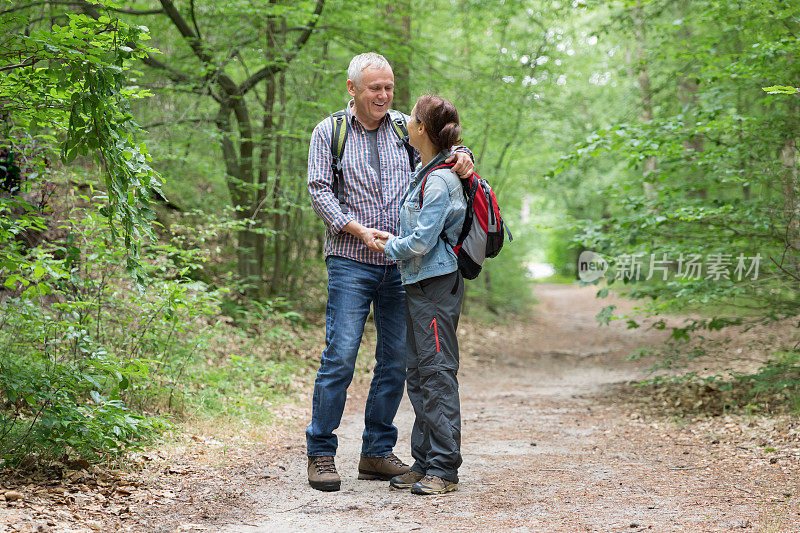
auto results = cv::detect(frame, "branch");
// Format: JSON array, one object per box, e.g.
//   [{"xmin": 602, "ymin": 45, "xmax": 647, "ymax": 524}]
[
  {"xmin": 217, "ymin": 36, "xmax": 260, "ymax": 72},
  {"xmin": 74, "ymin": 0, "xmax": 206, "ymax": 91},
  {"xmin": 0, "ymin": 56, "xmax": 40, "ymax": 72},
  {"xmin": 158, "ymin": 0, "xmax": 213, "ymax": 65},
  {"xmin": 144, "ymin": 117, "xmax": 207, "ymax": 129},
  {"xmin": 0, "ymin": 1, "xmax": 162, "ymax": 15},
  {"xmin": 76, "ymin": 1, "xmax": 101, "ymax": 18},
  {"xmin": 109, "ymin": 7, "xmax": 163, "ymax": 15},
  {"xmin": 770, "ymin": 254, "xmax": 800, "ymax": 281},
  {"xmin": 141, "ymin": 55, "xmax": 200, "ymax": 86},
  {"xmin": 0, "ymin": 1, "xmax": 82, "ymax": 15},
  {"xmin": 189, "ymin": 0, "xmax": 202, "ymax": 40},
  {"xmin": 238, "ymin": 0, "xmax": 324, "ymax": 95},
  {"xmin": 156, "ymin": 0, "xmax": 239, "ymax": 97},
  {"xmin": 14, "ymin": 13, "xmax": 70, "ymax": 27}
]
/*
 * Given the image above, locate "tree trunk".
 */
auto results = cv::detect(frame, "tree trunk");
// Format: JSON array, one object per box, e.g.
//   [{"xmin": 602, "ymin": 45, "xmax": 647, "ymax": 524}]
[
  {"xmin": 484, "ymin": 270, "xmax": 497, "ymax": 314},
  {"xmin": 77, "ymin": 0, "xmax": 326, "ymax": 302},
  {"xmin": 215, "ymin": 101, "xmax": 264, "ymax": 298},
  {"xmin": 386, "ymin": 1, "xmax": 411, "ymax": 112},
  {"xmin": 631, "ymin": 0, "xmax": 657, "ymax": 198},
  {"xmin": 236, "ymin": 226, "xmax": 263, "ymax": 296},
  {"xmin": 256, "ymin": 10, "xmax": 282, "ymax": 294},
  {"xmin": 781, "ymin": 133, "xmax": 799, "ymax": 275},
  {"xmin": 269, "ymin": 71, "xmax": 288, "ymax": 296},
  {"xmin": 780, "ymin": 69, "xmax": 800, "ymax": 278},
  {"xmin": 460, "ymin": 0, "xmax": 471, "ymax": 64},
  {"xmin": 677, "ymin": 1, "xmax": 706, "ymax": 199}
]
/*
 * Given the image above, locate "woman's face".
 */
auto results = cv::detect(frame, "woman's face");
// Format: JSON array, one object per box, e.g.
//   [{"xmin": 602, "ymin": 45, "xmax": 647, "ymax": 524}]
[{"xmin": 408, "ymin": 103, "xmax": 426, "ymax": 151}]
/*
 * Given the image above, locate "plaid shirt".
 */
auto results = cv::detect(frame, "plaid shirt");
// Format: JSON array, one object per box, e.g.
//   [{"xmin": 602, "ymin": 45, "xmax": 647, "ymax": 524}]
[
  {"xmin": 308, "ymin": 101, "xmax": 472, "ymax": 265},
  {"xmin": 307, "ymin": 101, "xmax": 418, "ymax": 265}
]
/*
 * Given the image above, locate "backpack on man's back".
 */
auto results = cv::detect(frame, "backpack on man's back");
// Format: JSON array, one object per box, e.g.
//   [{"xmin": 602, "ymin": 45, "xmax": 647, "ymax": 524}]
[{"xmin": 328, "ymin": 109, "xmax": 415, "ymax": 214}]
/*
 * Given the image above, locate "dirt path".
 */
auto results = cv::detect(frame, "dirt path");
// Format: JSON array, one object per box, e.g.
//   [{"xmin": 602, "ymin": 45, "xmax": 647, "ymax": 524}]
[
  {"xmin": 5, "ymin": 284, "xmax": 797, "ymax": 533},
  {"xmin": 212, "ymin": 284, "xmax": 798, "ymax": 532}
]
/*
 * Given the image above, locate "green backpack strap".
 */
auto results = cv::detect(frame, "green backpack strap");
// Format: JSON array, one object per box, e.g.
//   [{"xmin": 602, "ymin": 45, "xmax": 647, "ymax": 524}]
[
  {"xmin": 329, "ymin": 110, "xmax": 349, "ymax": 214},
  {"xmin": 387, "ymin": 109, "xmax": 416, "ymax": 171}
]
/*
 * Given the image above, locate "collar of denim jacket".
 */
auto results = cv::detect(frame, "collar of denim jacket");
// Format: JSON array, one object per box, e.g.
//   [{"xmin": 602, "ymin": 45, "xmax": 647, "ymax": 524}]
[{"xmin": 413, "ymin": 147, "xmax": 454, "ymax": 182}]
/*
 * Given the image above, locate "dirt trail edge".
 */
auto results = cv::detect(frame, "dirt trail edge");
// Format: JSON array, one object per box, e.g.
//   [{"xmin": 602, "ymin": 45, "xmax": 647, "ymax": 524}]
[
  {"xmin": 8, "ymin": 282, "xmax": 779, "ymax": 533},
  {"xmin": 205, "ymin": 284, "xmax": 796, "ymax": 532}
]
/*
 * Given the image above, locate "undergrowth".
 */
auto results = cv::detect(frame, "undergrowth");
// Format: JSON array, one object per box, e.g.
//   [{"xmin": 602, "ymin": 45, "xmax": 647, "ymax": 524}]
[
  {"xmin": 0, "ymin": 197, "xmax": 315, "ymax": 468},
  {"xmin": 632, "ymin": 350, "xmax": 800, "ymax": 416}
]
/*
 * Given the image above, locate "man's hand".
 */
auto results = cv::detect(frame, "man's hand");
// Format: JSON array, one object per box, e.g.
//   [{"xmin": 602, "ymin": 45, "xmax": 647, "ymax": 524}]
[
  {"xmin": 343, "ymin": 221, "xmax": 391, "ymax": 252},
  {"xmin": 374, "ymin": 236, "xmax": 388, "ymax": 253},
  {"xmin": 361, "ymin": 228, "xmax": 392, "ymax": 252},
  {"xmin": 446, "ymin": 150, "xmax": 475, "ymax": 178}
]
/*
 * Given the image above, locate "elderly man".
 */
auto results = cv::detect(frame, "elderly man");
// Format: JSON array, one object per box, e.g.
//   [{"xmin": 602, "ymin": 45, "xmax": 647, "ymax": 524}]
[{"xmin": 306, "ymin": 52, "xmax": 474, "ymax": 492}]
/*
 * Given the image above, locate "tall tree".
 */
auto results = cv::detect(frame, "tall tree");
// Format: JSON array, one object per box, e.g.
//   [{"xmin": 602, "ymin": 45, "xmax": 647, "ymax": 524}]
[
  {"xmin": 630, "ymin": 0, "xmax": 657, "ymax": 199},
  {"xmin": 386, "ymin": 1, "xmax": 411, "ymax": 112},
  {"xmin": 75, "ymin": 0, "xmax": 324, "ymax": 299}
]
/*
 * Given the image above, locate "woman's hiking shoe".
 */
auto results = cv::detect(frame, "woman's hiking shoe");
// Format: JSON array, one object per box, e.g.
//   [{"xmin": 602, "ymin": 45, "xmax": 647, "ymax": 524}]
[
  {"xmin": 410, "ymin": 475, "xmax": 458, "ymax": 495},
  {"xmin": 389, "ymin": 470, "xmax": 425, "ymax": 489},
  {"xmin": 357, "ymin": 453, "xmax": 410, "ymax": 480},
  {"xmin": 308, "ymin": 456, "xmax": 340, "ymax": 492}
]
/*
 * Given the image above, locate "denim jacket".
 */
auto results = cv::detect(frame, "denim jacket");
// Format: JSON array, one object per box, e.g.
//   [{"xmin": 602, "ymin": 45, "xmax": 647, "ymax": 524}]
[{"xmin": 384, "ymin": 149, "xmax": 467, "ymax": 285}]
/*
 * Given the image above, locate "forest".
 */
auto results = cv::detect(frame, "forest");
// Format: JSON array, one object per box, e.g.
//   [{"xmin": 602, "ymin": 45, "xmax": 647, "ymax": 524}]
[{"xmin": 1, "ymin": 1, "xmax": 799, "ymax": 524}]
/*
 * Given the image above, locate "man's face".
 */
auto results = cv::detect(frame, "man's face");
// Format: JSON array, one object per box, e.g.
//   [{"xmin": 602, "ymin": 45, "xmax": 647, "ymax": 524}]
[{"xmin": 347, "ymin": 66, "xmax": 394, "ymax": 127}]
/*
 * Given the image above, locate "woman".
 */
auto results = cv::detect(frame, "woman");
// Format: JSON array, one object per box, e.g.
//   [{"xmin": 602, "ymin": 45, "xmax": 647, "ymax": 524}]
[{"xmin": 376, "ymin": 94, "xmax": 467, "ymax": 495}]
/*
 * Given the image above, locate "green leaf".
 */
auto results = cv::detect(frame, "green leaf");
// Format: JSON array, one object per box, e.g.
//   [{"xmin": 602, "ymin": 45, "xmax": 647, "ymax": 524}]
[
  {"xmin": 595, "ymin": 305, "xmax": 617, "ymax": 326},
  {"xmin": 90, "ymin": 390, "xmax": 104, "ymax": 404},
  {"xmin": 762, "ymin": 85, "xmax": 800, "ymax": 95}
]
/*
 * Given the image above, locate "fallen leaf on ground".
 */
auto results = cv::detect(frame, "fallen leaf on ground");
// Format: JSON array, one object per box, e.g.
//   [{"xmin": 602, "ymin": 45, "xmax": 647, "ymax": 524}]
[{"xmin": 4, "ymin": 491, "xmax": 24, "ymax": 502}]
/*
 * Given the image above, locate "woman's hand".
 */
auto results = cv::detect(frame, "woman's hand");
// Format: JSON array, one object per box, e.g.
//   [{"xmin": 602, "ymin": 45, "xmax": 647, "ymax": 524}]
[
  {"xmin": 374, "ymin": 234, "xmax": 394, "ymax": 253},
  {"xmin": 344, "ymin": 222, "xmax": 392, "ymax": 252}
]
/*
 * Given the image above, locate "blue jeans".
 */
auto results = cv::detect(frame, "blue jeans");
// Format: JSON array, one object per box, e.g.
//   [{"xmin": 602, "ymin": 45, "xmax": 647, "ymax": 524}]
[{"xmin": 306, "ymin": 256, "xmax": 407, "ymax": 457}]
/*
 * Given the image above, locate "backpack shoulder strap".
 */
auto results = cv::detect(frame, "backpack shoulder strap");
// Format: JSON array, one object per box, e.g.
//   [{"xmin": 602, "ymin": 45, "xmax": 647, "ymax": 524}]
[
  {"xmin": 387, "ymin": 109, "xmax": 409, "ymax": 140},
  {"xmin": 330, "ymin": 110, "xmax": 348, "ymax": 160},
  {"xmin": 418, "ymin": 162, "xmax": 457, "ymax": 209},
  {"xmin": 454, "ymin": 176, "xmax": 479, "ymax": 247},
  {"xmin": 329, "ymin": 110, "xmax": 349, "ymax": 214},
  {"xmin": 387, "ymin": 109, "xmax": 416, "ymax": 171}
]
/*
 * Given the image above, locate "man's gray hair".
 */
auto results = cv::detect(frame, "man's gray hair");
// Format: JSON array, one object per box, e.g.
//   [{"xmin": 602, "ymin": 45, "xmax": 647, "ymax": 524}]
[{"xmin": 347, "ymin": 53, "xmax": 391, "ymax": 87}]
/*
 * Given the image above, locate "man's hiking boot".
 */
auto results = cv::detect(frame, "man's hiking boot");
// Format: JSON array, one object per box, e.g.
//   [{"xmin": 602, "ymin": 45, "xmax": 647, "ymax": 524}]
[
  {"xmin": 389, "ymin": 469, "xmax": 425, "ymax": 489},
  {"xmin": 357, "ymin": 453, "xmax": 410, "ymax": 480},
  {"xmin": 410, "ymin": 474, "xmax": 458, "ymax": 495},
  {"xmin": 308, "ymin": 456, "xmax": 340, "ymax": 492}
]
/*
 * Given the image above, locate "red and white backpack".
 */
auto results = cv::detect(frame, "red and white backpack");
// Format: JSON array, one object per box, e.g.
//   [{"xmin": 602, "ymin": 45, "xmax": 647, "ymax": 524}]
[{"xmin": 418, "ymin": 163, "xmax": 513, "ymax": 279}]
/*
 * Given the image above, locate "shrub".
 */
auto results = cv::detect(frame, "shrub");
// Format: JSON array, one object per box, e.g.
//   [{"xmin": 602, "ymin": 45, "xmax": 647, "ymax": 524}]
[{"xmin": 0, "ymin": 202, "xmax": 221, "ymax": 466}]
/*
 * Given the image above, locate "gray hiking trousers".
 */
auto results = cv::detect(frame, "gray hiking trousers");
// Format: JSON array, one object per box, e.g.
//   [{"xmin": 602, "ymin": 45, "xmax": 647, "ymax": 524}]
[{"xmin": 404, "ymin": 269, "xmax": 464, "ymax": 483}]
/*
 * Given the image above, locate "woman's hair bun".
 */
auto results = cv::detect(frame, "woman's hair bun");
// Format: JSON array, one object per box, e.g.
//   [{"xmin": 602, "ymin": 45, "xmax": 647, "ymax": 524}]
[
  {"xmin": 438, "ymin": 121, "xmax": 462, "ymax": 149},
  {"xmin": 414, "ymin": 94, "xmax": 461, "ymax": 149}
]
